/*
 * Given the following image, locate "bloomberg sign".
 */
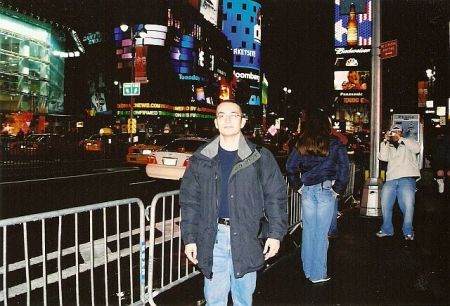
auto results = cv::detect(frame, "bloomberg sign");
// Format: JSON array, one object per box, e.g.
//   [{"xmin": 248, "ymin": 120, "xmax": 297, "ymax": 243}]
[{"xmin": 222, "ymin": 0, "xmax": 262, "ymax": 105}]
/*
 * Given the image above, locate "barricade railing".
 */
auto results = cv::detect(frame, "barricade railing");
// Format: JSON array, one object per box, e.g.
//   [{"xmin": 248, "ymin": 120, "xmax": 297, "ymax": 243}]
[
  {"xmin": 145, "ymin": 182, "xmax": 302, "ymax": 305},
  {"xmin": 0, "ymin": 198, "xmax": 147, "ymax": 306},
  {"xmin": 145, "ymin": 190, "xmax": 199, "ymax": 306},
  {"xmin": 285, "ymin": 176, "xmax": 302, "ymax": 233},
  {"xmin": 341, "ymin": 162, "xmax": 359, "ymax": 207}
]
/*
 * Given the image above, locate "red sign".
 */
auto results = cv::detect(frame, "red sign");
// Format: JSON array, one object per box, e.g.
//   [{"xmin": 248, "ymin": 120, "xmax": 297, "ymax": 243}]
[{"xmin": 380, "ymin": 39, "xmax": 398, "ymax": 59}]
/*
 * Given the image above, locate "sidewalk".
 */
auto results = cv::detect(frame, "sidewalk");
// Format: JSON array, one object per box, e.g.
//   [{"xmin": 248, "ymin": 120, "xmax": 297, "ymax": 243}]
[{"xmin": 155, "ymin": 172, "xmax": 450, "ymax": 305}]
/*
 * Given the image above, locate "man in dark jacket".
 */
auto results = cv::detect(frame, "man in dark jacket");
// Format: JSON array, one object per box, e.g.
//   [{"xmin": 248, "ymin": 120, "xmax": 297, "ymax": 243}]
[{"xmin": 180, "ymin": 101, "xmax": 288, "ymax": 306}]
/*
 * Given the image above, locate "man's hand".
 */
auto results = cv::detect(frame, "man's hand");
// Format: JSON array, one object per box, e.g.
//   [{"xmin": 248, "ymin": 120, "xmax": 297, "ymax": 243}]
[
  {"xmin": 263, "ymin": 238, "xmax": 280, "ymax": 260},
  {"xmin": 185, "ymin": 243, "xmax": 198, "ymax": 264}
]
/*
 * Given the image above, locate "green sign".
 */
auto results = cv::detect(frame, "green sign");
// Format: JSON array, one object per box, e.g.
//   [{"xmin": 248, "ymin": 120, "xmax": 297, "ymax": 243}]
[{"xmin": 123, "ymin": 83, "xmax": 140, "ymax": 96}]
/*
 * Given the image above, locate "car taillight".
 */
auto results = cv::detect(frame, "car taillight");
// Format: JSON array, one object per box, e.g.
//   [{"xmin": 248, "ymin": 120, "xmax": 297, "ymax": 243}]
[
  {"xmin": 183, "ymin": 158, "xmax": 189, "ymax": 168},
  {"xmin": 148, "ymin": 155, "xmax": 157, "ymax": 164}
]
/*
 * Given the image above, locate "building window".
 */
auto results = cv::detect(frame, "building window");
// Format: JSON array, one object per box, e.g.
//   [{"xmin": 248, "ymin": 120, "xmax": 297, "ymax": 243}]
[
  {"xmin": 237, "ymin": 14, "xmax": 241, "ymax": 21},
  {"xmin": 231, "ymin": 26, "xmax": 237, "ymax": 33},
  {"xmin": 235, "ymin": 55, "xmax": 241, "ymax": 63},
  {"xmin": 254, "ymin": 6, "xmax": 257, "ymax": 12},
  {"xmin": 227, "ymin": 2, "xmax": 232, "ymax": 9},
  {"xmin": 223, "ymin": 14, "xmax": 227, "ymax": 20},
  {"xmin": 242, "ymin": 3, "xmax": 247, "ymax": 10},
  {"xmin": 241, "ymin": 41, "xmax": 246, "ymax": 48},
  {"xmin": 249, "ymin": 57, "xmax": 254, "ymax": 64},
  {"xmin": 253, "ymin": 43, "xmax": 256, "ymax": 50},
  {"xmin": 245, "ymin": 28, "xmax": 249, "ymax": 35},
  {"xmin": 250, "ymin": 16, "xmax": 254, "ymax": 23}
]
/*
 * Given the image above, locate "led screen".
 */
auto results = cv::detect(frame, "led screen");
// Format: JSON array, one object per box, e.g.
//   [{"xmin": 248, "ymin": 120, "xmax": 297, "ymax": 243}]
[
  {"xmin": 200, "ymin": 0, "xmax": 220, "ymax": 26},
  {"xmin": 334, "ymin": 70, "xmax": 369, "ymax": 91},
  {"xmin": 334, "ymin": 70, "xmax": 370, "ymax": 104},
  {"xmin": 335, "ymin": 0, "xmax": 372, "ymax": 47},
  {"xmin": 222, "ymin": 0, "xmax": 262, "ymax": 105}
]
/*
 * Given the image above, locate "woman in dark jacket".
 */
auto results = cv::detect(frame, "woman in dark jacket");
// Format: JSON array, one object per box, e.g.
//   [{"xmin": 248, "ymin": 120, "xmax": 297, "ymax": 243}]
[{"xmin": 286, "ymin": 109, "xmax": 349, "ymax": 283}]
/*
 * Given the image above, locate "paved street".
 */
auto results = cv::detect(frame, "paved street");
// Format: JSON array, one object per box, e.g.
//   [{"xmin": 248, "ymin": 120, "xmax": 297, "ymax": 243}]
[{"xmin": 155, "ymin": 170, "xmax": 450, "ymax": 305}]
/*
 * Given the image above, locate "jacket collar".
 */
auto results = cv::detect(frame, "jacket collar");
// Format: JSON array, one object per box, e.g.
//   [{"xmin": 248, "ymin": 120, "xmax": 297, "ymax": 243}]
[{"xmin": 199, "ymin": 133, "xmax": 253, "ymax": 160}]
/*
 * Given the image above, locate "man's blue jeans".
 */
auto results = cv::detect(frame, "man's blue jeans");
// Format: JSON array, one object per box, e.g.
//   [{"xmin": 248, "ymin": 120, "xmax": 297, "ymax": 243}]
[
  {"xmin": 301, "ymin": 183, "xmax": 334, "ymax": 281},
  {"xmin": 204, "ymin": 223, "xmax": 256, "ymax": 306},
  {"xmin": 380, "ymin": 177, "xmax": 416, "ymax": 236}
]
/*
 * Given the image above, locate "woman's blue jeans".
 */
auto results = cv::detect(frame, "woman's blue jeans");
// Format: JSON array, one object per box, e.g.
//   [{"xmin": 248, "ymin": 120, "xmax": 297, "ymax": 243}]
[
  {"xmin": 204, "ymin": 223, "xmax": 256, "ymax": 306},
  {"xmin": 328, "ymin": 199, "xmax": 338, "ymax": 236},
  {"xmin": 380, "ymin": 177, "xmax": 416, "ymax": 236},
  {"xmin": 301, "ymin": 183, "xmax": 334, "ymax": 281}
]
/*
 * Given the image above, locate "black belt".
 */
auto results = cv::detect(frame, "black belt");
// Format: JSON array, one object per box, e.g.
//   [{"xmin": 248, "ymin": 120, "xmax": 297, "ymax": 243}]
[{"xmin": 218, "ymin": 218, "xmax": 230, "ymax": 226}]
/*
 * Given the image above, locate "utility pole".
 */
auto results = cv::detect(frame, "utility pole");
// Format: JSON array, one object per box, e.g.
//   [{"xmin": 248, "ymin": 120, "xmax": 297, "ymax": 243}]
[{"xmin": 360, "ymin": 0, "xmax": 383, "ymax": 217}]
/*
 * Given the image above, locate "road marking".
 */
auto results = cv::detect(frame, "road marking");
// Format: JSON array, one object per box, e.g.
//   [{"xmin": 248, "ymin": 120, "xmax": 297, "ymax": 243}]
[
  {"xmin": 129, "ymin": 180, "xmax": 156, "ymax": 186},
  {"xmin": 0, "ymin": 168, "xmax": 140, "ymax": 185}
]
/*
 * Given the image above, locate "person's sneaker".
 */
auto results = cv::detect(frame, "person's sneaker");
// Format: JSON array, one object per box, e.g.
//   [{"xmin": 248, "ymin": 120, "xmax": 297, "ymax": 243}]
[
  {"xmin": 311, "ymin": 277, "xmax": 331, "ymax": 284},
  {"xmin": 404, "ymin": 234, "xmax": 414, "ymax": 241},
  {"xmin": 376, "ymin": 230, "xmax": 392, "ymax": 238}
]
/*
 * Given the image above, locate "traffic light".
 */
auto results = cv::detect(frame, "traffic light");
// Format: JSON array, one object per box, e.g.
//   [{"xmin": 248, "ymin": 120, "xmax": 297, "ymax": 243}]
[{"xmin": 127, "ymin": 118, "xmax": 137, "ymax": 134}]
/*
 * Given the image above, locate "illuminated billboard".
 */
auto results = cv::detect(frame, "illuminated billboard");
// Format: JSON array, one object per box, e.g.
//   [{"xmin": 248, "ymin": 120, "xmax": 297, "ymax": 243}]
[
  {"xmin": 222, "ymin": 0, "xmax": 261, "ymax": 105},
  {"xmin": 200, "ymin": 0, "xmax": 220, "ymax": 26},
  {"xmin": 335, "ymin": 0, "xmax": 372, "ymax": 47},
  {"xmin": 334, "ymin": 70, "xmax": 370, "ymax": 104}
]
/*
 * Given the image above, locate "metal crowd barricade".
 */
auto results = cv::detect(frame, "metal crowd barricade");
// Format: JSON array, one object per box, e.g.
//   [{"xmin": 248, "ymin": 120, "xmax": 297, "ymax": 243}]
[
  {"xmin": 341, "ymin": 162, "xmax": 359, "ymax": 206},
  {"xmin": 145, "ymin": 190, "xmax": 200, "ymax": 306},
  {"xmin": 0, "ymin": 198, "xmax": 147, "ymax": 306},
  {"xmin": 145, "ymin": 183, "xmax": 302, "ymax": 306},
  {"xmin": 285, "ymin": 176, "xmax": 302, "ymax": 233}
]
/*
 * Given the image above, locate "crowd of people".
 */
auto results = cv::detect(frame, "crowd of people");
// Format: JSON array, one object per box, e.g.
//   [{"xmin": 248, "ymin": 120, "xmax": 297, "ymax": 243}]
[
  {"xmin": 177, "ymin": 101, "xmax": 449, "ymax": 305},
  {"xmin": 178, "ymin": 103, "xmax": 350, "ymax": 304}
]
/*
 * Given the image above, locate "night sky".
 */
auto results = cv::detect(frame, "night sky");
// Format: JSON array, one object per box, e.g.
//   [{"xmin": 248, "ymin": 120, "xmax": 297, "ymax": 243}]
[
  {"xmin": 261, "ymin": 0, "xmax": 449, "ymax": 118},
  {"xmin": 5, "ymin": 0, "xmax": 449, "ymax": 118}
]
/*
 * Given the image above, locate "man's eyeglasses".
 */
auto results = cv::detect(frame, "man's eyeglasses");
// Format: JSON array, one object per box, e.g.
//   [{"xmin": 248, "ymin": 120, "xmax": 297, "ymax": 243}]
[{"xmin": 216, "ymin": 113, "xmax": 242, "ymax": 120}]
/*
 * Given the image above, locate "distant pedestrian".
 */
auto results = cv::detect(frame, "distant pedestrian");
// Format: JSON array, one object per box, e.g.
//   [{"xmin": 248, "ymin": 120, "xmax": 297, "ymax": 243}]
[
  {"xmin": 286, "ymin": 109, "xmax": 349, "ymax": 283},
  {"xmin": 434, "ymin": 125, "xmax": 450, "ymax": 196},
  {"xmin": 180, "ymin": 101, "xmax": 288, "ymax": 305},
  {"xmin": 376, "ymin": 124, "xmax": 421, "ymax": 240}
]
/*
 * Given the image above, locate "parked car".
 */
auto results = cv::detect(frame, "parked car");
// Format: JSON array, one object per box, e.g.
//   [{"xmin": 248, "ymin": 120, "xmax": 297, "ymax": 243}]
[
  {"xmin": 9, "ymin": 133, "xmax": 70, "ymax": 159},
  {"xmin": 126, "ymin": 133, "xmax": 178, "ymax": 165},
  {"xmin": 145, "ymin": 137, "xmax": 208, "ymax": 180}
]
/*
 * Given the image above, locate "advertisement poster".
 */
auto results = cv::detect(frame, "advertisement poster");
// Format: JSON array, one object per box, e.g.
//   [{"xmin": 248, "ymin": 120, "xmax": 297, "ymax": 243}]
[
  {"xmin": 200, "ymin": 0, "xmax": 219, "ymax": 26},
  {"xmin": 334, "ymin": 70, "xmax": 369, "ymax": 91},
  {"xmin": 134, "ymin": 45, "xmax": 148, "ymax": 84},
  {"xmin": 334, "ymin": 70, "xmax": 370, "ymax": 104},
  {"xmin": 417, "ymin": 81, "xmax": 427, "ymax": 108},
  {"xmin": 335, "ymin": 0, "xmax": 372, "ymax": 47},
  {"xmin": 88, "ymin": 72, "xmax": 110, "ymax": 114}
]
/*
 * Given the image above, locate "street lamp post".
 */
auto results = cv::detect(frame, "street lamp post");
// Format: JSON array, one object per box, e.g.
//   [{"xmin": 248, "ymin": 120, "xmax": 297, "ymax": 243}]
[
  {"xmin": 282, "ymin": 86, "xmax": 292, "ymax": 119},
  {"xmin": 425, "ymin": 67, "xmax": 436, "ymax": 100},
  {"xmin": 120, "ymin": 23, "xmax": 137, "ymax": 143}
]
